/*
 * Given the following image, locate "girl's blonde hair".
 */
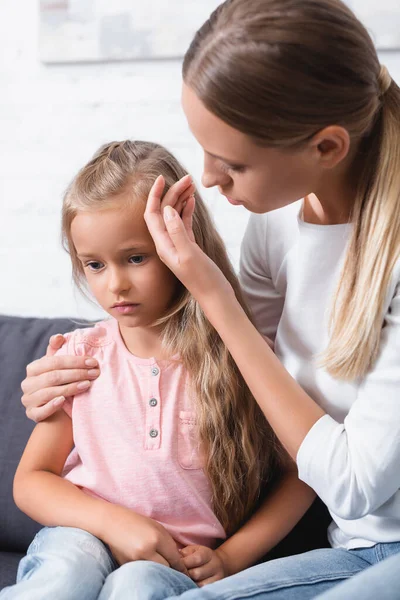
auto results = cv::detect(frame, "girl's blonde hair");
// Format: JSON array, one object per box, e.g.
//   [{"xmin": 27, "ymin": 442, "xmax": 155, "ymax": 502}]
[
  {"xmin": 62, "ymin": 140, "xmax": 281, "ymax": 535},
  {"xmin": 183, "ymin": 0, "xmax": 400, "ymax": 381}
]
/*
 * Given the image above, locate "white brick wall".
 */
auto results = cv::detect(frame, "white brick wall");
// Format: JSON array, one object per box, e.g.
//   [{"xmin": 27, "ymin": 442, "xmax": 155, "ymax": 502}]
[{"xmin": 0, "ymin": 0, "xmax": 399, "ymax": 319}]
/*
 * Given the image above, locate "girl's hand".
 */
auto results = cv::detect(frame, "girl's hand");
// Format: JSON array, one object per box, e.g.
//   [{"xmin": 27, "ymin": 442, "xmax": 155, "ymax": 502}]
[
  {"xmin": 180, "ymin": 545, "xmax": 228, "ymax": 587},
  {"xmin": 101, "ymin": 505, "xmax": 188, "ymax": 574},
  {"xmin": 144, "ymin": 175, "xmax": 234, "ymax": 304},
  {"xmin": 21, "ymin": 334, "xmax": 100, "ymax": 422}
]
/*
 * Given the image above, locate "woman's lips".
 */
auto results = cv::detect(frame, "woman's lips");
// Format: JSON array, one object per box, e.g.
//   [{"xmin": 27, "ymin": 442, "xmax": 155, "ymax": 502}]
[{"xmin": 226, "ymin": 196, "xmax": 242, "ymax": 206}]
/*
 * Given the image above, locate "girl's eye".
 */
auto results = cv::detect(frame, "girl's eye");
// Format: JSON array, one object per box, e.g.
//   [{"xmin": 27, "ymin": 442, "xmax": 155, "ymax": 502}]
[
  {"xmin": 129, "ymin": 255, "xmax": 145, "ymax": 265},
  {"xmin": 86, "ymin": 261, "xmax": 104, "ymax": 271}
]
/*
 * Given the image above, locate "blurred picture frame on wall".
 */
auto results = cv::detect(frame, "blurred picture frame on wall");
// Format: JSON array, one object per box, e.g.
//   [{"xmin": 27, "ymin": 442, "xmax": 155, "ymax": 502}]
[
  {"xmin": 346, "ymin": 0, "xmax": 400, "ymax": 50},
  {"xmin": 38, "ymin": 0, "xmax": 222, "ymax": 64}
]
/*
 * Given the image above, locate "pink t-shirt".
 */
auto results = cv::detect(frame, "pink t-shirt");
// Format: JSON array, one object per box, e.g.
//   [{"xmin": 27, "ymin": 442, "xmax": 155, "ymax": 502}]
[{"xmin": 59, "ymin": 319, "xmax": 226, "ymax": 548}]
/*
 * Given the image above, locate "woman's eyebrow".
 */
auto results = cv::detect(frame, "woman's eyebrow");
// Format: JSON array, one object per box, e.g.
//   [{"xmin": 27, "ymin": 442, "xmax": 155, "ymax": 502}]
[{"xmin": 205, "ymin": 150, "xmax": 245, "ymax": 166}]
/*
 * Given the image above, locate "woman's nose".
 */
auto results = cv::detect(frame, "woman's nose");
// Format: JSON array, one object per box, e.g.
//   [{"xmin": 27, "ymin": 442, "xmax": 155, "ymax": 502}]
[{"xmin": 202, "ymin": 157, "xmax": 231, "ymax": 189}]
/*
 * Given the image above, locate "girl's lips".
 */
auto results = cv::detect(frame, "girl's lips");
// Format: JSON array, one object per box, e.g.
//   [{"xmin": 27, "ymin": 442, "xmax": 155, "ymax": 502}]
[{"xmin": 112, "ymin": 304, "xmax": 140, "ymax": 314}]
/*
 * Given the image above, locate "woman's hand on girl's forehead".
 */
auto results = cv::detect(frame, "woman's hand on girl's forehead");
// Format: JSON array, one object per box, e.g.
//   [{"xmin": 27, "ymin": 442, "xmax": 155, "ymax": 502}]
[{"xmin": 144, "ymin": 174, "xmax": 234, "ymax": 303}]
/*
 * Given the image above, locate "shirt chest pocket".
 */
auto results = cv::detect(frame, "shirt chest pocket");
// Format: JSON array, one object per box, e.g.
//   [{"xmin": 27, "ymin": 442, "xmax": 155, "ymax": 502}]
[{"xmin": 178, "ymin": 410, "xmax": 204, "ymax": 470}]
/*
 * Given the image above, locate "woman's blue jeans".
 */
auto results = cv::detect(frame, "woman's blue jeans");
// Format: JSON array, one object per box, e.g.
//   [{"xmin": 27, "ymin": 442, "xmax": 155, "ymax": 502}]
[
  {"xmin": 1, "ymin": 526, "xmax": 399, "ymax": 599},
  {"xmin": 163, "ymin": 541, "xmax": 400, "ymax": 600}
]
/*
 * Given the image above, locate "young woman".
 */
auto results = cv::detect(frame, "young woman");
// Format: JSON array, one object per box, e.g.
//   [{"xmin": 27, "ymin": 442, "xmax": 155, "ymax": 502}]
[{"xmin": 20, "ymin": 0, "xmax": 400, "ymax": 598}]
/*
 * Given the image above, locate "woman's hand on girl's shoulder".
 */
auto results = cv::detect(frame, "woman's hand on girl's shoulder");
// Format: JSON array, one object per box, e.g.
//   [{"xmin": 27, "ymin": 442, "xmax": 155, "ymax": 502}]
[
  {"xmin": 21, "ymin": 333, "xmax": 100, "ymax": 423},
  {"xmin": 180, "ymin": 544, "xmax": 229, "ymax": 587},
  {"xmin": 144, "ymin": 175, "xmax": 235, "ymax": 304}
]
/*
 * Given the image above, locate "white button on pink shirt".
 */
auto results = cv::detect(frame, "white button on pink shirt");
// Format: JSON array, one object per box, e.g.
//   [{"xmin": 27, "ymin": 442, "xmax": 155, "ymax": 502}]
[{"xmin": 58, "ymin": 319, "xmax": 226, "ymax": 549}]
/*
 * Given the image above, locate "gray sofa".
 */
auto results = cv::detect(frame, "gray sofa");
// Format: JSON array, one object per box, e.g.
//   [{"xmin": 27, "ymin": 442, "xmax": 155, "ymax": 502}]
[{"xmin": 0, "ymin": 314, "xmax": 330, "ymax": 591}]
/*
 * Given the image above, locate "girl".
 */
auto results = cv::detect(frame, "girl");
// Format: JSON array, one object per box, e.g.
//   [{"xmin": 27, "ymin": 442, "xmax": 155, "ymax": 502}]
[
  {"xmin": 19, "ymin": 0, "xmax": 400, "ymax": 598},
  {"xmin": 2, "ymin": 140, "xmax": 311, "ymax": 600}
]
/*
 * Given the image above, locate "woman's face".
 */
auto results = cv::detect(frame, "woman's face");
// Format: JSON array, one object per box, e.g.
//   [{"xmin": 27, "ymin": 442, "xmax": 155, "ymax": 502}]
[{"xmin": 182, "ymin": 84, "xmax": 320, "ymax": 214}]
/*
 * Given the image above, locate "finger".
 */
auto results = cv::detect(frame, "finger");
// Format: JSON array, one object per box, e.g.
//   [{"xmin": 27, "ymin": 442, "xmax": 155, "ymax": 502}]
[
  {"xmin": 22, "ymin": 366, "xmax": 98, "ymax": 397},
  {"xmin": 172, "ymin": 185, "xmax": 196, "ymax": 217},
  {"xmin": 182, "ymin": 549, "xmax": 209, "ymax": 570},
  {"xmin": 46, "ymin": 334, "xmax": 66, "ymax": 357},
  {"xmin": 198, "ymin": 574, "xmax": 223, "ymax": 587},
  {"xmin": 25, "ymin": 355, "xmax": 99, "ymax": 379},
  {"xmin": 148, "ymin": 174, "xmax": 166, "ymax": 211},
  {"xmin": 189, "ymin": 561, "xmax": 217, "ymax": 583},
  {"xmin": 26, "ymin": 396, "xmax": 65, "ymax": 423},
  {"xmin": 179, "ymin": 545, "xmax": 199, "ymax": 557},
  {"xmin": 181, "ymin": 196, "xmax": 196, "ymax": 243},
  {"xmin": 145, "ymin": 176, "xmax": 180, "ymax": 264},
  {"xmin": 163, "ymin": 206, "xmax": 193, "ymax": 255},
  {"xmin": 161, "ymin": 179, "xmax": 195, "ymax": 209},
  {"xmin": 161, "ymin": 175, "xmax": 193, "ymax": 210},
  {"xmin": 156, "ymin": 537, "xmax": 189, "ymax": 575},
  {"xmin": 21, "ymin": 379, "xmax": 92, "ymax": 410}
]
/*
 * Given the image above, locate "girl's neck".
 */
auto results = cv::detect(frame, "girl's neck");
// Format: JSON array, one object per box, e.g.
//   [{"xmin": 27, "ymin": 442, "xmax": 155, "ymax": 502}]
[{"xmin": 118, "ymin": 322, "xmax": 168, "ymax": 360}]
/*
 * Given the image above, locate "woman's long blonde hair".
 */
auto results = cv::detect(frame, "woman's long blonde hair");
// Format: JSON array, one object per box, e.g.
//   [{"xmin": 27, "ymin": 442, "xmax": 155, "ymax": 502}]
[
  {"xmin": 183, "ymin": 0, "xmax": 400, "ymax": 381},
  {"xmin": 62, "ymin": 140, "xmax": 281, "ymax": 535}
]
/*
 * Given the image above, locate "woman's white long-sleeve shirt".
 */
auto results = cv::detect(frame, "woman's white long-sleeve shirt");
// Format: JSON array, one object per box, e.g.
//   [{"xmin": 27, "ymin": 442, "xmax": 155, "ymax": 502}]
[{"xmin": 240, "ymin": 200, "xmax": 400, "ymax": 550}]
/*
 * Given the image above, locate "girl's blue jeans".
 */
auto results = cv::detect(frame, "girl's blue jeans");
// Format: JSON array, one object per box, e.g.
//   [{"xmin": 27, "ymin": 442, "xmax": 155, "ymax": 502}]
[{"xmin": 0, "ymin": 526, "xmax": 399, "ymax": 600}]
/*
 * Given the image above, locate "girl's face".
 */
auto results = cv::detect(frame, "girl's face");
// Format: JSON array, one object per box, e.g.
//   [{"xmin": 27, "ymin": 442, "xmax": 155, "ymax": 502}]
[
  {"xmin": 182, "ymin": 84, "xmax": 320, "ymax": 214},
  {"xmin": 71, "ymin": 196, "xmax": 178, "ymax": 329}
]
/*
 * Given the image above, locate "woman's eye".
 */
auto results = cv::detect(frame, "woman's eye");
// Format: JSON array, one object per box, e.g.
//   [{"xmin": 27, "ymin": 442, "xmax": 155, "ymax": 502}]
[
  {"xmin": 221, "ymin": 163, "xmax": 246, "ymax": 174},
  {"xmin": 129, "ymin": 255, "xmax": 145, "ymax": 265},
  {"xmin": 86, "ymin": 261, "xmax": 103, "ymax": 271}
]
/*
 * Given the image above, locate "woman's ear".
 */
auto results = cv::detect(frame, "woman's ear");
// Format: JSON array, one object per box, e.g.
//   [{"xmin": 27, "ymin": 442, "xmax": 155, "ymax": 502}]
[{"xmin": 310, "ymin": 125, "xmax": 351, "ymax": 170}]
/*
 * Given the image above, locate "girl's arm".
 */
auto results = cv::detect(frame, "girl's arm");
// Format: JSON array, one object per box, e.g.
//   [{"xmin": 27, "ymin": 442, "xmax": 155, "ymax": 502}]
[
  {"xmin": 181, "ymin": 468, "xmax": 315, "ymax": 585},
  {"xmin": 14, "ymin": 410, "xmax": 107, "ymax": 533},
  {"xmin": 14, "ymin": 411, "xmax": 186, "ymax": 572},
  {"xmin": 216, "ymin": 469, "xmax": 315, "ymax": 576}
]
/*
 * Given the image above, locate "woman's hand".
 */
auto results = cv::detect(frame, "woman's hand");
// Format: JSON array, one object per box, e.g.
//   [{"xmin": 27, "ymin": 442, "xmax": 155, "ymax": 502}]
[
  {"xmin": 101, "ymin": 504, "xmax": 188, "ymax": 574},
  {"xmin": 180, "ymin": 545, "xmax": 228, "ymax": 587},
  {"xmin": 144, "ymin": 175, "xmax": 234, "ymax": 304},
  {"xmin": 21, "ymin": 334, "xmax": 100, "ymax": 422}
]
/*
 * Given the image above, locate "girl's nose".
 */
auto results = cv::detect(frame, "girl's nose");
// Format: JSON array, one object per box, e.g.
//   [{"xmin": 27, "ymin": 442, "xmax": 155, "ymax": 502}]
[{"xmin": 108, "ymin": 269, "xmax": 131, "ymax": 295}]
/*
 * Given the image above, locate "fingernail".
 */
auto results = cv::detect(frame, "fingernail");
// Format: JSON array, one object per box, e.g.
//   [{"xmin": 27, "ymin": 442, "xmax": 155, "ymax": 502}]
[
  {"xmin": 77, "ymin": 380, "xmax": 91, "ymax": 390},
  {"xmin": 85, "ymin": 358, "xmax": 97, "ymax": 367},
  {"xmin": 87, "ymin": 368, "xmax": 99, "ymax": 377},
  {"xmin": 53, "ymin": 396, "xmax": 65, "ymax": 407},
  {"xmin": 164, "ymin": 206, "xmax": 176, "ymax": 221}
]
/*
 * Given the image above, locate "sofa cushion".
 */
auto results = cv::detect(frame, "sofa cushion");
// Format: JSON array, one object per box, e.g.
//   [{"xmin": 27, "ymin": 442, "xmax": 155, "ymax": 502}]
[
  {"xmin": 0, "ymin": 315, "xmax": 85, "ymax": 553},
  {"xmin": 0, "ymin": 551, "xmax": 24, "ymax": 591}
]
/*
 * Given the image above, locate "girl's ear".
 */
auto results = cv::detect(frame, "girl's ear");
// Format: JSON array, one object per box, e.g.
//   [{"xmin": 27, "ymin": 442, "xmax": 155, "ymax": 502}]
[{"xmin": 310, "ymin": 125, "xmax": 351, "ymax": 170}]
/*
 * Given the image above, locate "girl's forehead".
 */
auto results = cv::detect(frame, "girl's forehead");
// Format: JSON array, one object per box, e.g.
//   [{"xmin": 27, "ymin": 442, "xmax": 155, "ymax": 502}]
[{"xmin": 71, "ymin": 204, "xmax": 154, "ymax": 254}]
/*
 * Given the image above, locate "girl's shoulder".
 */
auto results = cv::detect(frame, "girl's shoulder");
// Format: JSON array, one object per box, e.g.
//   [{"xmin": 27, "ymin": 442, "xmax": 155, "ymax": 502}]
[{"xmin": 58, "ymin": 319, "xmax": 116, "ymax": 357}]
